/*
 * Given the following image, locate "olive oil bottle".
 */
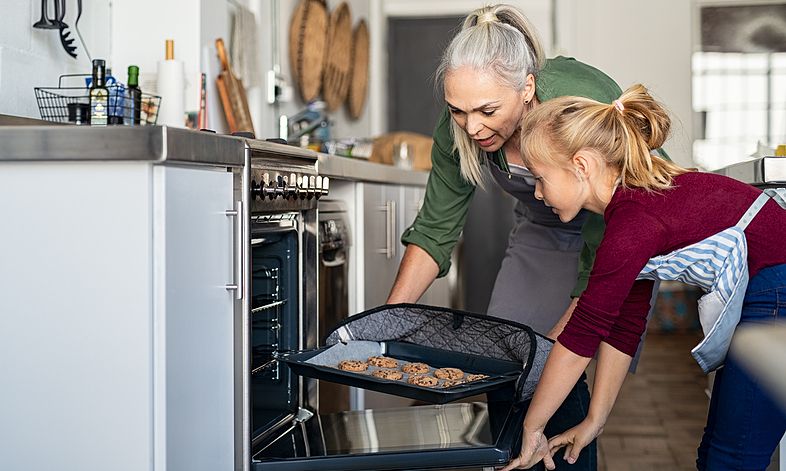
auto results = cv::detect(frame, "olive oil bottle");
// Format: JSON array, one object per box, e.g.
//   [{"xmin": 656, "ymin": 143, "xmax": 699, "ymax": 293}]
[
  {"xmin": 127, "ymin": 65, "xmax": 142, "ymax": 125},
  {"xmin": 89, "ymin": 59, "xmax": 109, "ymax": 126}
]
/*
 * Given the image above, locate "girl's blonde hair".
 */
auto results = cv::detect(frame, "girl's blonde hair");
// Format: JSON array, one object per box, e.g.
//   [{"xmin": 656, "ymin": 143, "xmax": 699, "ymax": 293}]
[
  {"xmin": 436, "ymin": 4, "xmax": 544, "ymax": 187},
  {"xmin": 520, "ymin": 84, "xmax": 687, "ymax": 191}
]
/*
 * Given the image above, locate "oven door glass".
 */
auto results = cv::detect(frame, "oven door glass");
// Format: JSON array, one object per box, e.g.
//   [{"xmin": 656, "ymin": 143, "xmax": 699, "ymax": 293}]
[
  {"xmin": 252, "ymin": 386, "xmax": 524, "ymax": 471},
  {"xmin": 250, "ymin": 217, "xmax": 300, "ymax": 443}
]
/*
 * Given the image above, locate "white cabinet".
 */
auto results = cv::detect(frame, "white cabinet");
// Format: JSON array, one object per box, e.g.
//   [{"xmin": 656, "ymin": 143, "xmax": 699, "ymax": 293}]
[
  {"xmin": 361, "ymin": 182, "xmax": 402, "ymax": 309},
  {"xmin": 354, "ymin": 182, "xmax": 451, "ymax": 311},
  {"xmin": 0, "ymin": 161, "xmax": 237, "ymax": 471},
  {"xmin": 399, "ymin": 186, "xmax": 452, "ymax": 308}
]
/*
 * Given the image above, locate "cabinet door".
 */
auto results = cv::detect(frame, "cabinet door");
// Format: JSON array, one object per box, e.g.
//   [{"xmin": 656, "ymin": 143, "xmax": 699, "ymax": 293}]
[
  {"xmin": 400, "ymin": 186, "xmax": 424, "ymax": 262},
  {"xmin": 362, "ymin": 183, "xmax": 400, "ymax": 309},
  {"xmin": 156, "ymin": 165, "xmax": 235, "ymax": 471},
  {"xmin": 401, "ymin": 185, "xmax": 452, "ymax": 308}
]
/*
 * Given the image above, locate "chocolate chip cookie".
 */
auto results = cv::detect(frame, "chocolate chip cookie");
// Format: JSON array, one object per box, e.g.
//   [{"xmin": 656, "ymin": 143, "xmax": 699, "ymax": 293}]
[
  {"xmin": 372, "ymin": 369, "xmax": 404, "ymax": 381},
  {"xmin": 407, "ymin": 374, "xmax": 439, "ymax": 387},
  {"xmin": 466, "ymin": 373, "xmax": 489, "ymax": 382},
  {"xmin": 368, "ymin": 356, "xmax": 399, "ymax": 368},
  {"xmin": 441, "ymin": 379, "xmax": 466, "ymax": 388},
  {"xmin": 337, "ymin": 360, "xmax": 368, "ymax": 372},
  {"xmin": 434, "ymin": 367, "xmax": 465, "ymax": 380},
  {"xmin": 401, "ymin": 362, "xmax": 430, "ymax": 374}
]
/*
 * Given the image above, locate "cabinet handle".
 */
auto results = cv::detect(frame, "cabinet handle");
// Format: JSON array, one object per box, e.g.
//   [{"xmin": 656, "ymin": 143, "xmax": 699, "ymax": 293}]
[
  {"xmin": 375, "ymin": 200, "xmax": 396, "ymax": 260},
  {"xmin": 225, "ymin": 201, "xmax": 243, "ymax": 300},
  {"xmin": 389, "ymin": 200, "xmax": 397, "ymax": 260}
]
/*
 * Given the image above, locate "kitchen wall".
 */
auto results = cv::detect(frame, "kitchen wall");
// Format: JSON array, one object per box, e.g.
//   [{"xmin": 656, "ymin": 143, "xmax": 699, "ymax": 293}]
[
  {"xmin": 0, "ymin": 0, "xmax": 111, "ymax": 118},
  {"xmin": 556, "ymin": 0, "xmax": 694, "ymax": 167}
]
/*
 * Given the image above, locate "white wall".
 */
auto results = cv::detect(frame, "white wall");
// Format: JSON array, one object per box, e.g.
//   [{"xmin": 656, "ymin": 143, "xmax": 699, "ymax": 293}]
[
  {"xmin": 0, "ymin": 0, "xmax": 111, "ymax": 119},
  {"xmin": 556, "ymin": 0, "xmax": 694, "ymax": 167},
  {"xmin": 110, "ymin": 0, "xmax": 228, "ymax": 129}
]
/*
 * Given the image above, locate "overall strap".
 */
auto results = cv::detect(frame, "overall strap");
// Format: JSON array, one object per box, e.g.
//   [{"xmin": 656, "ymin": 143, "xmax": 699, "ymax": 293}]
[{"xmin": 736, "ymin": 192, "xmax": 771, "ymax": 230}]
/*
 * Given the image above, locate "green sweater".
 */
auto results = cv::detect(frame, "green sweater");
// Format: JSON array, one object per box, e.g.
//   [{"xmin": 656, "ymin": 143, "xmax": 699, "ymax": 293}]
[{"xmin": 401, "ymin": 56, "xmax": 626, "ymax": 297}]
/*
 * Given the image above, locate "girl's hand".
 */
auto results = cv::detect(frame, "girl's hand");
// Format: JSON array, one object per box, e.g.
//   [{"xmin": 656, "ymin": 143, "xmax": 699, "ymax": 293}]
[
  {"xmin": 499, "ymin": 426, "xmax": 556, "ymax": 471},
  {"xmin": 547, "ymin": 418, "xmax": 604, "ymax": 465}
]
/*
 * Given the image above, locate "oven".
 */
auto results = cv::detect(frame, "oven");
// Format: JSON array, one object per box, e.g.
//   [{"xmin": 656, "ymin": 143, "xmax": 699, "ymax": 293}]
[
  {"xmin": 240, "ymin": 140, "xmax": 323, "ymax": 468},
  {"xmin": 243, "ymin": 139, "xmax": 525, "ymax": 471}
]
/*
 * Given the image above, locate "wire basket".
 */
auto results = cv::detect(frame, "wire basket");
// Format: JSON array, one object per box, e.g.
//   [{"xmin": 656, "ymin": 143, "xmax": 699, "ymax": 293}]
[{"xmin": 34, "ymin": 74, "xmax": 161, "ymax": 125}]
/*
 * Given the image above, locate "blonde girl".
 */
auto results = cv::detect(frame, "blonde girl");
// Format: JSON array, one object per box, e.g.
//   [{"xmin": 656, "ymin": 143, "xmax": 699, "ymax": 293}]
[{"xmin": 501, "ymin": 84, "xmax": 786, "ymax": 471}]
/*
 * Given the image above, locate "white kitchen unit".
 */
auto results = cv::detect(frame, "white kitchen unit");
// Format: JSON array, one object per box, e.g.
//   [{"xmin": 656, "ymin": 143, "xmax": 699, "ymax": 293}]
[
  {"xmin": 361, "ymin": 182, "xmax": 403, "ymax": 308},
  {"xmin": 0, "ymin": 124, "xmax": 248, "ymax": 471}
]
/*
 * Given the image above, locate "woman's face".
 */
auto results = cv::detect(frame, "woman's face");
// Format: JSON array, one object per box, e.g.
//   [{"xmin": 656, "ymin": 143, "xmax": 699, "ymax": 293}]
[
  {"xmin": 444, "ymin": 66, "xmax": 531, "ymax": 152},
  {"xmin": 528, "ymin": 161, "xmax": 586, "ymax": 223}
]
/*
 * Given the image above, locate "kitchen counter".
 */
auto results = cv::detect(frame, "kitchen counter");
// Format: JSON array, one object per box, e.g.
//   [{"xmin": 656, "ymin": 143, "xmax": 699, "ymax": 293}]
[
  {"xmin": 0, "ymin": 114, "xmax": 316, "ymax": 167},
  {"xmin": 318, "ymin": 153, "xmax": 429, "ymax": 186}
]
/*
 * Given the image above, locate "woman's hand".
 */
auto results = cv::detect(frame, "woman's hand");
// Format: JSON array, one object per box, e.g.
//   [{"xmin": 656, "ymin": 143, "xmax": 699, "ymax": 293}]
[
  {"xmin": 547, "ymin": 418, "xmax": 605, "ymax": 465},
  {"xmin": 499, "ymin": 426, "xmax": 556, "ymax": 471}
]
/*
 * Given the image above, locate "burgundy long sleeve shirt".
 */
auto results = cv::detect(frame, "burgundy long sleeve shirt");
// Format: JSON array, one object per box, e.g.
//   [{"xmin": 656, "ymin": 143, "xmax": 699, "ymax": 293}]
[{"xmin": 558, "ymin": 172, "xmax": 786, "ymax": 358}]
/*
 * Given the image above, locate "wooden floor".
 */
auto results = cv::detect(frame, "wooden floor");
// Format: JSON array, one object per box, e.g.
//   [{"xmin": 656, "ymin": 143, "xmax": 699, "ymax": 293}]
[{"xmin": 589, "ymin": 332, "xmax": 708, "ymax": 471}]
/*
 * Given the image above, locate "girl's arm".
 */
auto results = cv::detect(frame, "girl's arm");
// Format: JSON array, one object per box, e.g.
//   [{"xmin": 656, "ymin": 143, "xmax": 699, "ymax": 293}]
[
  {"xmin": 547, "ymin": 342, "xmax": 632, "ymax": 463},
  {"xmin": 500, "ymin": 342, "xmax": 590, "ymax": 471}
]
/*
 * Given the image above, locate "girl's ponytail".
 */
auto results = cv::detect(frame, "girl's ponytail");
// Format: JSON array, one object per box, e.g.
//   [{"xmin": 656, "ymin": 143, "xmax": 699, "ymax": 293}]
[{"xmin": 521, "ymin": 84, "xmax": 687, "ymax": 191}]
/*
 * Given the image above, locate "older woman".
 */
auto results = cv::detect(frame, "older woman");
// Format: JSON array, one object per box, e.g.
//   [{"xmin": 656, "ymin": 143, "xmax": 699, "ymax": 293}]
[{"xmin": 386, "ymin": 4, "xmax": 665, "ymax": 470}]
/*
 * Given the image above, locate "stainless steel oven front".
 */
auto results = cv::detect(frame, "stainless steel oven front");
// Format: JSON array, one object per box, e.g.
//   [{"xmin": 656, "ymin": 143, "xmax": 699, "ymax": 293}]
[{"xmin": 239, "ymin": 140, "xmax": 325, "ymax": 470}]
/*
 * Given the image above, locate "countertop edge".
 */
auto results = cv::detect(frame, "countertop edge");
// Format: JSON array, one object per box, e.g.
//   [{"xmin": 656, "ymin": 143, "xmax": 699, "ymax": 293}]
[{"xmin": 318, "ymin": 154, "xmax": 429, "ymax": 186}]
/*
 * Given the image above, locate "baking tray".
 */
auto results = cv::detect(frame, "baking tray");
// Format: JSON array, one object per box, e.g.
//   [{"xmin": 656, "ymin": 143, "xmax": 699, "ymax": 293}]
[{"xmin": 280, "ymin": 340, "xmax": 522, "ymax": 404}]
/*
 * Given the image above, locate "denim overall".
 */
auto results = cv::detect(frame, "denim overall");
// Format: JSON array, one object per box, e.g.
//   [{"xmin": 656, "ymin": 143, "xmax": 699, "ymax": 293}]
[{"xmin": 636, "ymin": 189, "xmax": 786, "ymax": 373}]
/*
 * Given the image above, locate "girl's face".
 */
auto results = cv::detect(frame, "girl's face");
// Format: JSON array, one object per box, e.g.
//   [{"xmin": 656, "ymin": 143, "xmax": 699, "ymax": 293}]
[
  {"xmin": 528, "ymin": 161, "xmax": 587, "ymax": 223},
  {"xmin": 444, "ymin": 66, "xmax": 533, "ymax": 152}
]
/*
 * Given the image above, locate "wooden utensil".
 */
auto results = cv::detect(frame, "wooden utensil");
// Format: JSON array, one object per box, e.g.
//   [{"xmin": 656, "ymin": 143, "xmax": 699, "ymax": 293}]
[
  {"xmin": 322, "ymin": 2, "xmax": 352, "ymax": 111},
  {"xmin": 215, "ymin": 38, "xmax": 254, "ymax": 135}
]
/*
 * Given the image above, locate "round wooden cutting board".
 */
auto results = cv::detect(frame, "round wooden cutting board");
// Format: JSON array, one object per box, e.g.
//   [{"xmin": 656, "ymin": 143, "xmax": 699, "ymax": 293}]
[
  {"xmin": 322, "ymin": 2, "xmax": 352, "ymax": 111},
  {"xmin": 347, "ymin": 19, "xmax": 369, "ymax": 119},
  {"xmin": 289, "ymin": 0, "xmax": 329, "ymax": 102}
]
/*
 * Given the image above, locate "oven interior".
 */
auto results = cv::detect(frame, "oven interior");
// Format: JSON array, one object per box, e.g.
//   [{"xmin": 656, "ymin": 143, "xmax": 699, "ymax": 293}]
[{"xmin": 250, "ymin": 214, "xmax": 300, "ymax": 442}]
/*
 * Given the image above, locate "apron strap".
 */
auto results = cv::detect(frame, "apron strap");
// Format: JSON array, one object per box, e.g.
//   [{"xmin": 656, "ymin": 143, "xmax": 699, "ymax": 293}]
[
  {"xmin": 736, "ymin": 192, "xmax": 772, "ymax": 230},
  {"xmin": 764, "ymin": 188, "xmax": 786, "ymax": 209}
]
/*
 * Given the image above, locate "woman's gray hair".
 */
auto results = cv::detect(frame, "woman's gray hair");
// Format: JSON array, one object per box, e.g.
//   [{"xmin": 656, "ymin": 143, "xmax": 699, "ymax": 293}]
[{"xmin": 436, "ymin": 4, "xmax": 545, "ymax": 187}]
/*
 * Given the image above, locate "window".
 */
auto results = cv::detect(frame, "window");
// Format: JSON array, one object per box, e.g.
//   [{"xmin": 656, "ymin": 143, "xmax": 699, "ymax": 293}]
[{"xmin": 692, "ymin": 4, "xmax": 786, "ymax": 170}]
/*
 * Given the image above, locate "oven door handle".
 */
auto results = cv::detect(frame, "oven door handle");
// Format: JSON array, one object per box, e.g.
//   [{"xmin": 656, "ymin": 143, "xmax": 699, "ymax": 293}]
[{"xmin": 225, "ymin": 200, "xmax": 243, "ymax": 300}]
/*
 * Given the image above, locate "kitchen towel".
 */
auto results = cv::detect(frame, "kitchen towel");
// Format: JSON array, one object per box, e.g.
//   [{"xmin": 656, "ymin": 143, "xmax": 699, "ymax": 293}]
[
  {"xmin": 230, "ymin": 4, "xmax": 262, "ymax": 89},
  {"xmin": 156, "ymin": 59, "xmax": 186, "ymax": 127}
]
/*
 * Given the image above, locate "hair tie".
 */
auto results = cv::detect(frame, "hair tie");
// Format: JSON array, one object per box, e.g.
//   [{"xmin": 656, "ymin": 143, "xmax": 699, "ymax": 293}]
[
  {"xmin": 613, "ymin": 100, "xmax": 625, "ymax": 112},
  {"xmin": 477, "ymin": 11, "xmax": 499, "ymax": 24}
]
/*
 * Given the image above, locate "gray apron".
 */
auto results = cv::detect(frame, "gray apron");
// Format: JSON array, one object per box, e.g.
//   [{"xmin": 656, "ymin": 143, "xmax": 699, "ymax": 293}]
[{"xmin": 486, "ymin": 160, "xmax": 655, "ymax": 370}]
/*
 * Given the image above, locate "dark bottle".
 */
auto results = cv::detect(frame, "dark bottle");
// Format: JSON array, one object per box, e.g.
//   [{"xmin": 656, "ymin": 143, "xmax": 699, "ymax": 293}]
[
  {"xmin": 89, "ymin": 59, "xmax": 109, "ymax": 126},
  {"xmin": 127, "ymin": 65, "xmax": 142, "ymax": 125}
]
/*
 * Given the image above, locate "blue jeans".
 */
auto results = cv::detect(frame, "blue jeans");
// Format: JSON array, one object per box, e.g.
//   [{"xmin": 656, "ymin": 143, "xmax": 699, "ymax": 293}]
[{"xmin": 697, "ymin": 264, "xmax": 786, "ymax": 470}]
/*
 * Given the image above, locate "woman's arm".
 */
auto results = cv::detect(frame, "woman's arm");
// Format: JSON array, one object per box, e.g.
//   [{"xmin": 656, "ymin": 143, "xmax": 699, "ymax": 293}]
[
  {"xmin": 546, "ymin": 297, "xmax": 578, "ymax": 340},
  {"xmin": 386, "ymin": 244, "xmax": 440, "ymax": 303}
]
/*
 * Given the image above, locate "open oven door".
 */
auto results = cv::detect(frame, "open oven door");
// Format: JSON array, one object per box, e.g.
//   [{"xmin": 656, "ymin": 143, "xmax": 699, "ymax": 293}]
[{"xmin": 251, "ymin": 384, "xmax": 524, "ymax": 471}]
